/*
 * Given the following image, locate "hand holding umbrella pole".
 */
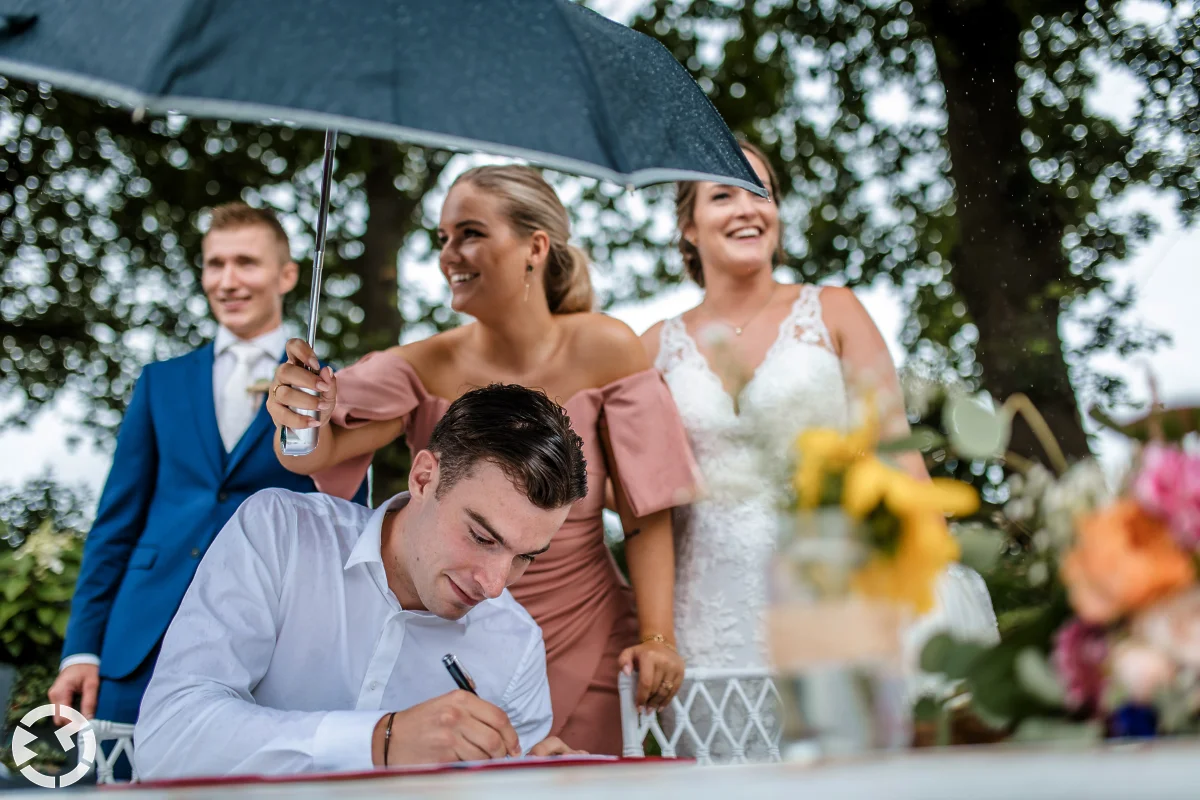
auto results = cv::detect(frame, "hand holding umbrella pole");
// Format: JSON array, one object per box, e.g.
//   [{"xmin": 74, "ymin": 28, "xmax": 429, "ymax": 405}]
[{"xmin": 280, "ymin": 129, "xmax": 337, "ymax": 457}]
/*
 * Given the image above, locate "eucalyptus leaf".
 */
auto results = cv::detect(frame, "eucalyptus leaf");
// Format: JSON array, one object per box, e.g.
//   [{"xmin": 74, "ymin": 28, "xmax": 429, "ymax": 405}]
[
  {"xmin": 968, "ymin": 702, "xmax": 1013, "ymax": 732},
  {"xmin": 1014, "ymin": 647, "xmax": 1066, "ymax": 706},
  {"xmin": 953, "ymin": 524, "xmax": 1004, "ymax": 575},
  {"xmin": 1012, "ymin": 717, "xmax": 1103, "ymax": 744},
  {"xmin": 919, "ymin": 633, "xmax": 955, "ymax": 673},
  {"xmin": 943, "ymin": 393, "xmax": 1011, "ymax": 459},
  {"xmin": 920, "ymin": 634, "xmax": 988, "ymax": 681},
  {"xmin": 913, "ymin": 695, "xmax": 942, "ymax": 723}
]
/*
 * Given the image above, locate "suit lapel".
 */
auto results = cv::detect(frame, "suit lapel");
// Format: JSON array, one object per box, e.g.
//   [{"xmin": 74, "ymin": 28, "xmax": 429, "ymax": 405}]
[
  {"xmin": 224, "ymin": 351, "xmax": 287, "ymax": 479},
  {"xmin": 182, "ymin": 343, "xmax": 226, "ymax": 479}
]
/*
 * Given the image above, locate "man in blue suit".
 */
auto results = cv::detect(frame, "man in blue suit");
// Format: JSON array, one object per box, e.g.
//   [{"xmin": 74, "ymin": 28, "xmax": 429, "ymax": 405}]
[{"xmin": 49, "ymin": 202, "xmax": 363, "ymax": 729}]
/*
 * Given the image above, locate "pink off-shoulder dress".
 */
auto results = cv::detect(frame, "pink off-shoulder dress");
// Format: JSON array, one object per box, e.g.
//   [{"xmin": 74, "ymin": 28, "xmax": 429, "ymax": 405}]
[{"xmin": 313, "ymin": 351, "xmax": 699, "ymax": 754}]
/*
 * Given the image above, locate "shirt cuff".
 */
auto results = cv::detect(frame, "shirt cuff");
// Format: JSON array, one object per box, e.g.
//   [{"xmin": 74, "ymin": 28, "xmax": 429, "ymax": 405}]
[
  {"xmin": 312, "ymin": 711, "xmax": 385, "ymax": 773},
  {"xmin": 61, "ymin": 654, "xmax": 100, "ymax": 670}
]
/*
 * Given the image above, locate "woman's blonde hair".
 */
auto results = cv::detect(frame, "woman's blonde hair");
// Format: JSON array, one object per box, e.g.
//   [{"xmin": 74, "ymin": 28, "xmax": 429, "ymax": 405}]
[
  {"xmin": 675, "ymin": 141, "xmax": 784, "ymax": 288},
  {"xmin": 452, "ymin": 165, "xmax": 594, "ymax": 314}
]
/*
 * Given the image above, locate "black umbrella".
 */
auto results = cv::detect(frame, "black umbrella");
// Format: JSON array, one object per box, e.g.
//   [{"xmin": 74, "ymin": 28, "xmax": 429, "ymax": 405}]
[{"xmin": 0, "ymin": 0, "xmax": 763, "ymax": 453}]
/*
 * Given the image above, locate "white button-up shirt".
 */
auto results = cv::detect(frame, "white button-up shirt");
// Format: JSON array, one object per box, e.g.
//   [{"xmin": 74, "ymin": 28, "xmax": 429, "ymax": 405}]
[{"xmin": 134, "ymin": 489, "xmax": 552, "ymax": 779}]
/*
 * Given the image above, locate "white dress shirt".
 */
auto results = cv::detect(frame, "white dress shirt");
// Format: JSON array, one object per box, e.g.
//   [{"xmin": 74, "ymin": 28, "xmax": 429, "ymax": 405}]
[
  {"xmin": 213, "ymin": 324, "xmax": 288, "ymax": 451},
  {"xmin": 60, "ymin": 326, "xmax": 289, "ymax": 673},
  {"xmin": 134, "ymin": 489, "xmax": 552, "ymax": 779}
]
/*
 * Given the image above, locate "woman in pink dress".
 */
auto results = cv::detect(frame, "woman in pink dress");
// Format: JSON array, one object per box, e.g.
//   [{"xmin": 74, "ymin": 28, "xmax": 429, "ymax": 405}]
[{"xmin": 265, "ymin": 165, "xmax": 698, "ymax": 754}]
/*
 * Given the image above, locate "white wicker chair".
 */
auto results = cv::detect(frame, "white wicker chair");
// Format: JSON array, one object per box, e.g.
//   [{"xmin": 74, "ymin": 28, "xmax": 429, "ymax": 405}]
[
  {"xmin": 619, "ymin": 667, "xmax": 783, "ymax": 765},
  {"xmin": 91, "ymin": 719, "xmax": 138, "ymax": 784}
]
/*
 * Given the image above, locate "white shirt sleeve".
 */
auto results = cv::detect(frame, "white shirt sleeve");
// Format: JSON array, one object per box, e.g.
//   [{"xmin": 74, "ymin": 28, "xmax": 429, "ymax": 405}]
[
  {"xmin": 60, "ymin": 654, "xmax": 100, "ymax": 670},
  {"xmin": 500, "ymin": 627, "xmax": 554, "ymax": 754},
  {"xmin": 133, "ymin": 491, "xmax": 383, "ymax": 779}
]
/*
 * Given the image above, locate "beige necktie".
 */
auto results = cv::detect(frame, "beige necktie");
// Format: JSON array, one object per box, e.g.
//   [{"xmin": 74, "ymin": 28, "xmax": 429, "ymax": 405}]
[{"xmin": 218, "ymin": 343, "xmax": 261, "ymax": 452}]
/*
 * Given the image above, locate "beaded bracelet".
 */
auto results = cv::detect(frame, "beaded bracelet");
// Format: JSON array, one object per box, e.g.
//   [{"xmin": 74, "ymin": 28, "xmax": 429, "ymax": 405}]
[{"xmin": 382, "ymin": 711, "xmax": 397, "ymax": 766}]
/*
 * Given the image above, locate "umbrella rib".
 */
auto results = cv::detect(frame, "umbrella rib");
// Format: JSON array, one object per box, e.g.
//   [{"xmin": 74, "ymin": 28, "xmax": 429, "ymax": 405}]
[{"xmin": 551, "ymin": 2, "xmax": 630, "ymax": 180}]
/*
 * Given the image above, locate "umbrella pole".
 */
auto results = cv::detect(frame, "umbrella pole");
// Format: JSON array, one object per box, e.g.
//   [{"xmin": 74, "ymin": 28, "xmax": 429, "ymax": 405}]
[
  {"xmin": 280, "ymin": 129, "xmax": 338, "ymax": 457},
  {"xmin": 306, "ymin": 129, "xmax": 338, "ymax": 349}
]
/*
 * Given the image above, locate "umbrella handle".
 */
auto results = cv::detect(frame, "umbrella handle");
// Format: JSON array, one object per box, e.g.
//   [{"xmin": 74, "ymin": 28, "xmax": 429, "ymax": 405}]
[{"xmin": 281, "ymin": 129, "xmax": 338, "ymax": 457}]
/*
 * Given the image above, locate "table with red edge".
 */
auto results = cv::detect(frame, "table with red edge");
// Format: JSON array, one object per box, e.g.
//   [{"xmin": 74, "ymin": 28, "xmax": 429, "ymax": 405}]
[{"xmin": 74, "ymin": 742, "xmax": 1198, "ymax": 798}]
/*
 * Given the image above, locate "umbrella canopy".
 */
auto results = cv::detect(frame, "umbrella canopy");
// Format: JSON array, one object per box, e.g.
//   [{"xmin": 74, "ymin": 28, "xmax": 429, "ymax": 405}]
[
  {"xmin": 0, "ymin": 0, "xmax": 764, "ymax": 455},
  {"xmin": 0, "ymin": 0, "xmax": 762, "ymax": 193}
]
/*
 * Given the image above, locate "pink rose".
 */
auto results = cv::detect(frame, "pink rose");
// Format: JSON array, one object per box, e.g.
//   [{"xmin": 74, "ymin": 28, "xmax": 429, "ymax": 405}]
[
  {"xmin": 1134, "ymin": 444, "xmax": 1200, "ymax": 551},
  {"xmin": 1110, "ymin": 640, "xmax": 1176, "ymax": 704},
  {"xmin": 1133, "ymin": 588, "xmax": 1200, "ymax": 668}
]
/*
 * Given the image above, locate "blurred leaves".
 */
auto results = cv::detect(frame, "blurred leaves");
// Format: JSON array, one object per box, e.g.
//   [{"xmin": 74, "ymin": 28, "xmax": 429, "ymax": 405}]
[
  {"xmin": 3, "ymin": 0, "xmax": 1199, "ymax": 481},
  {"xmin": 630, "ymin": 0, "xmax": 1198, "ymax": 459},
  {"xmin": 0, "ymin": 81, "xmax": 454, "ymax": 449},
  {"xmin": 0, "ymin": 517, "xmax": 82, "ymax": 666},
  {"xmin": 920, "ymin": 588, "xmax": 1072, "ymax": 727}
]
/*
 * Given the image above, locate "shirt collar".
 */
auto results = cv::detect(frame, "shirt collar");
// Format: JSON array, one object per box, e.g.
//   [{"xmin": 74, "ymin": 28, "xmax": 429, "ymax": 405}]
[
  {"xmin": 344, "ymin": 493, "xmax": 463, "ymax": 622},
  {"xmin": 345, "ymin": 492, "xmax": 410, "ymax": 572},
  {"xmin": 214, "ymin": 324, "xmax": 287, "ymax": 361}
]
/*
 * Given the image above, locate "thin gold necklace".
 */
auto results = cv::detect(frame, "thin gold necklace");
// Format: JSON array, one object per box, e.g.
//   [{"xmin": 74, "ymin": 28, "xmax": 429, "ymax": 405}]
[{"xmin": 706, "ymin": 284, "xmax": 777, "ymax": 336}]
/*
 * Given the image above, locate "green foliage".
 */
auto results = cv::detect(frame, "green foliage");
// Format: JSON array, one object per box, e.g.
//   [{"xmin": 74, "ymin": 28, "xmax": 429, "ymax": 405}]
[
  {"xmin": 0, "ymin": 471, "xmax": 93, "ymax": 547},
  {"xmin": 0, "ymin": 662, "xmax": 67, "ymax": 776},
  {"xmin": 4, "ymin": 0, "xmax": 1199, "ymax": 488},
  {"xmin": 984, "ymin": 546, "xmax": 1061, "ymax": 638},
  {"xmin": 629, "ymin": 0, "xmax": 1197, "ymax": 457},
  {"xmin": 0, "ymin": 78, "xmax": 455, "ymax": 445},
  {"xmin": 0, "ymin": 520, "xmax": 83, "ymax": 667},
  {"xmin": 920, "ymin": 588, "xmax": 1072, "ymax": 729}
]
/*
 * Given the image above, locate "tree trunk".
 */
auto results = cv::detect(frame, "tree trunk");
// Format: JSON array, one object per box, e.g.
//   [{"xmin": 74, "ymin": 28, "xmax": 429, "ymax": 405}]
[
  {"xmin": 354, "ymin": 141, "xmax": 407, "ymax": 354},
  {"xmin": 346, "ymin": 143, "xmax": 446, "ymax": 504},
  {"xmin": 919, "ymin": 0, "xmax": 1091, "ymax": 462}
]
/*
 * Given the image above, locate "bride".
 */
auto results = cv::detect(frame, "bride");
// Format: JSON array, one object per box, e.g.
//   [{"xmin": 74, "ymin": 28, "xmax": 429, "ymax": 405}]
[{"xmin": 640, "ymin": 141, "xmax": 998, "ymax": 759}]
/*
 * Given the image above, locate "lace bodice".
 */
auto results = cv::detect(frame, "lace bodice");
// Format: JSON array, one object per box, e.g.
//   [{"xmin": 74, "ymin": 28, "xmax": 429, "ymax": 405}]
[
  {"xmin": 656, "ymin": 285, "xmax": 850, "ymax": 668},
  {"xmin": 654, "ymin": 285, "xmax": 998, "ymax": 761}
]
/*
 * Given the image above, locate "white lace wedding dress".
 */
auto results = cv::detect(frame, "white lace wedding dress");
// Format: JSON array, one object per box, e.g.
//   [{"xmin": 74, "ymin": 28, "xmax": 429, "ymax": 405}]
[{"xmin": 655, "ymin": 284, "xmax": 999, "ymax": 760}]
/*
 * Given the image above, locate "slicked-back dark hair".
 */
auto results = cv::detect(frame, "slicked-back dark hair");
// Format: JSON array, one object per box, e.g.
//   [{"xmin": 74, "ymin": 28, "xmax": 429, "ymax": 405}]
[{"xmin": 427, "ymin": 384, "xmax": 588, "ymax": 509}]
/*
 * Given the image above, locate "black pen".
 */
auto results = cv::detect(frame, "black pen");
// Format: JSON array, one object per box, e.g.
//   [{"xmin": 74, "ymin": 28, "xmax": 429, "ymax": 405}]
[{"xmin": 442, "ymin": 653, "xmax": 477, "ymax": 694}]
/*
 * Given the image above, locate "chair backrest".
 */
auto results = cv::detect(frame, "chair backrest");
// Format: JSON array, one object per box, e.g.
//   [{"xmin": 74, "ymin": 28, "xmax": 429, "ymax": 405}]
[
  {"xmin": 90, "ymin": 720, "xmax": 137, "ymax": 784},
  {"xmin": 618, "ymin": 667, "xmax": 783, "ymax": 765}
]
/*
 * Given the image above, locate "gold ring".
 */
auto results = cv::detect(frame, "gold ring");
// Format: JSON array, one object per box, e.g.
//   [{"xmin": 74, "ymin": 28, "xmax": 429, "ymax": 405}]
[
  {"xmin": 272, "ymin": 384, "xmax": 282, "ymax": 400},
  {"xmin": 661, "ymin": 680, "xmax": 675, "ymax": 693}
]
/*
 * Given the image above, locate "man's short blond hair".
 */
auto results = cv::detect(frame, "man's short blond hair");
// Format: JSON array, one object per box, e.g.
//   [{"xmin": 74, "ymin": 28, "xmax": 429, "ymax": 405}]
[{"xmin": 205, "ymin": 202, "xmax": 292, "ymax": 263}]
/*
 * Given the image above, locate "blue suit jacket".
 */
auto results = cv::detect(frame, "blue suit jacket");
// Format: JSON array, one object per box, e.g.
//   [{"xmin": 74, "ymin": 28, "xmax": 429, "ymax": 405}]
[{"xmin": 62, "ymin": 343, "xmax": 365, "ymax": 681}]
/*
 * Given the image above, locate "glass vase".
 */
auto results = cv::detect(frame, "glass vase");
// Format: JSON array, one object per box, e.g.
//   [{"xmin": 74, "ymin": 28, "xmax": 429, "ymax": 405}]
[{"xmin": 767, "ymin": 507, "xmax": 912, "ymax": 760}]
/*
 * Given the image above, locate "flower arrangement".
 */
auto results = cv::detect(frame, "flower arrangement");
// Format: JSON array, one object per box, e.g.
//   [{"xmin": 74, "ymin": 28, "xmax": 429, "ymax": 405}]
[
  {"xmin": 769, "ymin": 384, "xmax": 995, "ymax": 756},
  {"xmin": 788, "ymin": 404, "xmax": 980, "ymax": 613},
  {"xmin": 921, "ymin": 399, "xmax": 1200, "ymax": 741}
]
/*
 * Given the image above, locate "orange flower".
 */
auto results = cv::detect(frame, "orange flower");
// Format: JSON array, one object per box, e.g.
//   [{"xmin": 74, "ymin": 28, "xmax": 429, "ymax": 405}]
[{"xmin": 1060, "ymin": 499, "xmax": 1196, "ymax": 624}]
